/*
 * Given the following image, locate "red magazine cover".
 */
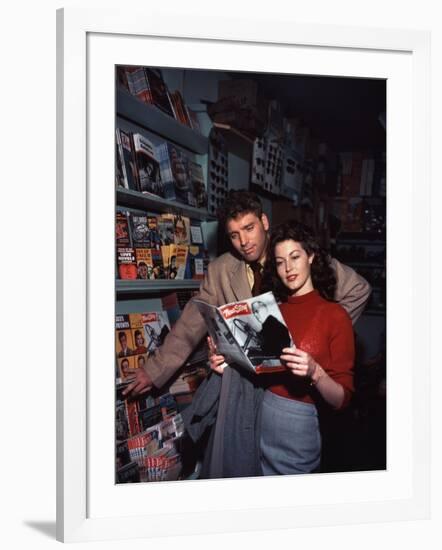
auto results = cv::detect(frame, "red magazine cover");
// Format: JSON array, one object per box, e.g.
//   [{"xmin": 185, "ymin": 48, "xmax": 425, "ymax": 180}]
[{"xmin": 117, "ymin": 247, "xmax": 137, "ymax": 279}]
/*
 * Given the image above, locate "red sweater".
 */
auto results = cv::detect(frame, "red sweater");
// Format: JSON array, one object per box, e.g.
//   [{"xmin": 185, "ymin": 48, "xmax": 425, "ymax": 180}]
[{"xmin": 268, "ymin": 290, "xmax": 355, "ymax": 409}]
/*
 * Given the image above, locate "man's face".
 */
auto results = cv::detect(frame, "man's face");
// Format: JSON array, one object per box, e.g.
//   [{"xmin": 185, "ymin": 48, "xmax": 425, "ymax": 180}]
[
  {"xmin": 226, "ymin": 212, "xmax": 269, "ymax": 264},
  {"xmin": 121, "ymin": 359, "xmax": 130, "ymax": 375},
  {"xmin": 119, "ymin": 333, "xmax": 127, "ymax": 349}
]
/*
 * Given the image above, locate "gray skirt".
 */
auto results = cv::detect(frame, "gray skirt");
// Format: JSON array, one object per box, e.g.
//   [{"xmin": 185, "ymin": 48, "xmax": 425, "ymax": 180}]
[{"xmin": 260, "ymin": 390, "xmax": 321, "ymax": 475}]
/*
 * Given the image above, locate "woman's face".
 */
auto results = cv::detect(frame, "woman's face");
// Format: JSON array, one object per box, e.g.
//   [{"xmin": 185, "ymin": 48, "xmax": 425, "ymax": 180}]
[
  {"xmin": 136, "ymin": 333, "xmax": 145, "ymax": 347},
  {"xmin": 274, "ymin": 239, "xmax": 314, "ymax": 296}
]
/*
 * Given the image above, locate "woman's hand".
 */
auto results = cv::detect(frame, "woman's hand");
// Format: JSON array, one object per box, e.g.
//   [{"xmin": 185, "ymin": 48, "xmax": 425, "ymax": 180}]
[
  {"xmin": 207, "ymin": 336, "xmax": 227, "ymax": 374},
  {"xmin": 280, "ymin": 346, "xmax": 319, "ymax": 379}
]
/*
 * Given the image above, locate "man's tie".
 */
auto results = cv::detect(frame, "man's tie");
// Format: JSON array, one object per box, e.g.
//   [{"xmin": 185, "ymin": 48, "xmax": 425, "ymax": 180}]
[{"xmin": 250, "ymin": 262, "xmax": 263, "ymax": 296}]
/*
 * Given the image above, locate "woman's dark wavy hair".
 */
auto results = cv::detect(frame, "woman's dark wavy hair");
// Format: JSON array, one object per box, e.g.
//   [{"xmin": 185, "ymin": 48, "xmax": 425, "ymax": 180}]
[{"xmin": 262, "ymin": 220, "xmax": 336, "ymax": 302}]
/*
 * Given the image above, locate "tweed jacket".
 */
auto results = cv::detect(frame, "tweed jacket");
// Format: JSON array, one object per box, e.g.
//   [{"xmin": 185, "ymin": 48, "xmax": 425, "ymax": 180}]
[{"xmin": 145, "ymin": 252, "xmax": 371, "ymax": 389}]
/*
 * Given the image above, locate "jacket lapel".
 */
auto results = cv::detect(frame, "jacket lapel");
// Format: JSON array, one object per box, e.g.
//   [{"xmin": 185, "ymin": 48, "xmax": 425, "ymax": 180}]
[{"xmin": 230, "ymin": 259, "xmax": 252, "ymax": 301}]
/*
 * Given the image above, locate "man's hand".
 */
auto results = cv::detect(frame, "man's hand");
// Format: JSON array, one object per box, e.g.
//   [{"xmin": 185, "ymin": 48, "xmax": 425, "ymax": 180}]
[
  {"xmin": 122, "ymin": 368, "xmax": 153, "ymax": 398},
  {"xmin": 207, "ymin": 336, "xmax": 227, "ymax": 375}
]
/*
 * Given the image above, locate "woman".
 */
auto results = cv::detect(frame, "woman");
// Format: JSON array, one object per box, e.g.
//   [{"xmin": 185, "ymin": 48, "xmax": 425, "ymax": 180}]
[
  {"xmin": 209, "ymin": 220, "xmax": 355, "ymax": 475},
  {"xmin": 133, "ymin": 329, "xmax": 148, "ymax": 354}
]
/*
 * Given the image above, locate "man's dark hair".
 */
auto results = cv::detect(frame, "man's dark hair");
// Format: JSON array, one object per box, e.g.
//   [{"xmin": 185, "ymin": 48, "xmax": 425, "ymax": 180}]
[
  {"xmin": 118, "ymin": 331, "xmax": 126, "ymax": 341},
  {"xmin": 218, "ymin": 189, "xmax": 263, "ymax": 225},
  {"xmin": 121, "ymin": 358, "xmax": 129, "ymax": 367}
]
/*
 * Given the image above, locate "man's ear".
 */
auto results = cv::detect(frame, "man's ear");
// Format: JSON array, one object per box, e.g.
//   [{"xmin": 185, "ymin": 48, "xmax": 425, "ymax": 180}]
[{"xmin": 261, "ymin": 213, "xmax": 270, "ymax": 231}]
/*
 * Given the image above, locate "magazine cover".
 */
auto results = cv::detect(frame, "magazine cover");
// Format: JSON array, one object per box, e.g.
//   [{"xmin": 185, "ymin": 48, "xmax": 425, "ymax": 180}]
[
  {"xmin": 194, "ymin": 291, "xmax": 293, "ymax": 373},
  {"xmin": 115, "ymin": 139, "xmax": 126, "ymax": 188},
  {"xmin": 117, "ymin": 355, "xmax": 139, "ymax": 382},
  {"xmin": 132, "ymin": 133, "xmax": 163, "ymax": 196},
  {"xmin": 134, "ymin": 248, "xmax": 152, "ymax": 279},
  {"xmin": 156, "ymin": 142, "xmax": 192, "ymax": 204},
  {"xmin": 142, "ymin": 311, "xmax": 171, "ymax": 353},
  {"xmin": 188, "ymin": 160, "xmax": 208, "ymax": 208},
  {"xmin": 129, "ymin": 212, "xmax": 151, "ymax": 248},
  {"xmin": 150, "ymin": 247, "xmax": 166, "ymax": 279},
  {"xmin": 115, "ymin": 128, "xmax": 138, "ymax": 191},
  {"xmin": 116, "ymin": 210, "xmax": 132, "ymax": 248},
  {"xmin": 117, "ymin": 247, "xmax": 138, "ymax": 279},
  {"xmin": 147, "ymin": 215, "xmax": 161, "ymax": 249},
  {"xmin": 174, "ymin": 244, "xmax": 189, "ymax": 280},
  {"xmin": 185, "ymin": 245, "xmax": 206, "ymax": 280},
  {"xmin": 144, "ymin": 68, "xmax": 175, "ymax": 118},
  {"xmin": 124, "ymin": 66, "xmax": 153, "ymax": 104},
  {"xmin": 115, "ymin": 315, "xmax": 135, "ymax": 357},
  {"xmin": 157, "ymin": 214, "xmax": 175, "ymax": 245}
]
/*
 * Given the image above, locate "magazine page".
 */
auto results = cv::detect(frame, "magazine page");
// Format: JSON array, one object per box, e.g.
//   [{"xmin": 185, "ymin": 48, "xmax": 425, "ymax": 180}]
[
  {"xmin": 219, "ymin": 291, "xmax": 293, "ymax": 370},
  {"xmin": 142, "ymin": 312, "xmax": 171, "ymax": 353},
  {"xmin": 193, "ymin": 300, "xmax": 255, "ymax": 372}
]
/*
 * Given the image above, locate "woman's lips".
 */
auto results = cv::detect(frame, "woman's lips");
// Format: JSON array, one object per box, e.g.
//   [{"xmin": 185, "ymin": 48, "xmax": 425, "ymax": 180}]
[{"xmin": 287, "ymin": 274, "xmax": 298, "ymax": 282}]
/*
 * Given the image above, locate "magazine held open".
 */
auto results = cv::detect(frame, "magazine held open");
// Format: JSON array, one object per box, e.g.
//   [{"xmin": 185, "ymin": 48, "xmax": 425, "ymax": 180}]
[{"xmin": 194, "ymin": 291, "xmax": 293, "ymax": 374}]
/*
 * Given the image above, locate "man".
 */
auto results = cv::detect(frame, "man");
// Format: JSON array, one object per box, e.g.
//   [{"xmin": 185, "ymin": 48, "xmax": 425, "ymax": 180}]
[
  {"xmin": 123, "ymin": 190, "xmax": 371, "ymax": 399},
  {"xmin": 117, "ymin": 331, "xmax": 134, "ymax": 358}
]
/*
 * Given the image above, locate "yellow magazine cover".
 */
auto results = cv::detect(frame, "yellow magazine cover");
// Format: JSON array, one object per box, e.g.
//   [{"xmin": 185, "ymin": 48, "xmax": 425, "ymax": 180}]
[
  {"xmin": 128, "ymin": 313, "xmax": 144, "ymax": 329},
  {"xmin": 161, "ymin": 244, "xmax": 171, "ymax": 279},
  {"xmin": 115, "ymin": 322, "xmax": 135, "ymax": 358},
  {"xmin": 135, "ymin": 248, "xmax": 154, "ymax": 279},
  {"xmin": 175, "ymin": 244, "xmax": 189, "ymax": 279},
  {"xmin": 117, "ymin": 355, "xmax": 137, "ymax": 381}
]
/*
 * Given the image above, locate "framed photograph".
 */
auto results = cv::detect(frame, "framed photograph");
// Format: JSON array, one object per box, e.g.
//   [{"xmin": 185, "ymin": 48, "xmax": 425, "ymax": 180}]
[{"xmin": 57, "ymin": 7, "xmax": 430, "ymax": 543}]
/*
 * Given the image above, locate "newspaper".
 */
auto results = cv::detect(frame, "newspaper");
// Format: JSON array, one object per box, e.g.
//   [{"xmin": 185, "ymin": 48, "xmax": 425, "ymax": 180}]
[{"xmin": 194, "ymin": 291, "xmax": 294, "ymax": 374}]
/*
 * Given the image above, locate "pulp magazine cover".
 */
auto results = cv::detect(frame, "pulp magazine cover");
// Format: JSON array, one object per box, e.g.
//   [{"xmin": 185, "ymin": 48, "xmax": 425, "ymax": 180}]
[{"xmin": 194, "ymin": 291, "xmax": 293, "ymax": 374}]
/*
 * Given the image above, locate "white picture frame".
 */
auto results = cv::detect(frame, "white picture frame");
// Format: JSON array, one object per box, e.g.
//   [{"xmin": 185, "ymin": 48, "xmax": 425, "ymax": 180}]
[{"xmin": 56, "ymin": 7, "xmax": 431, "ymax": 543}]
